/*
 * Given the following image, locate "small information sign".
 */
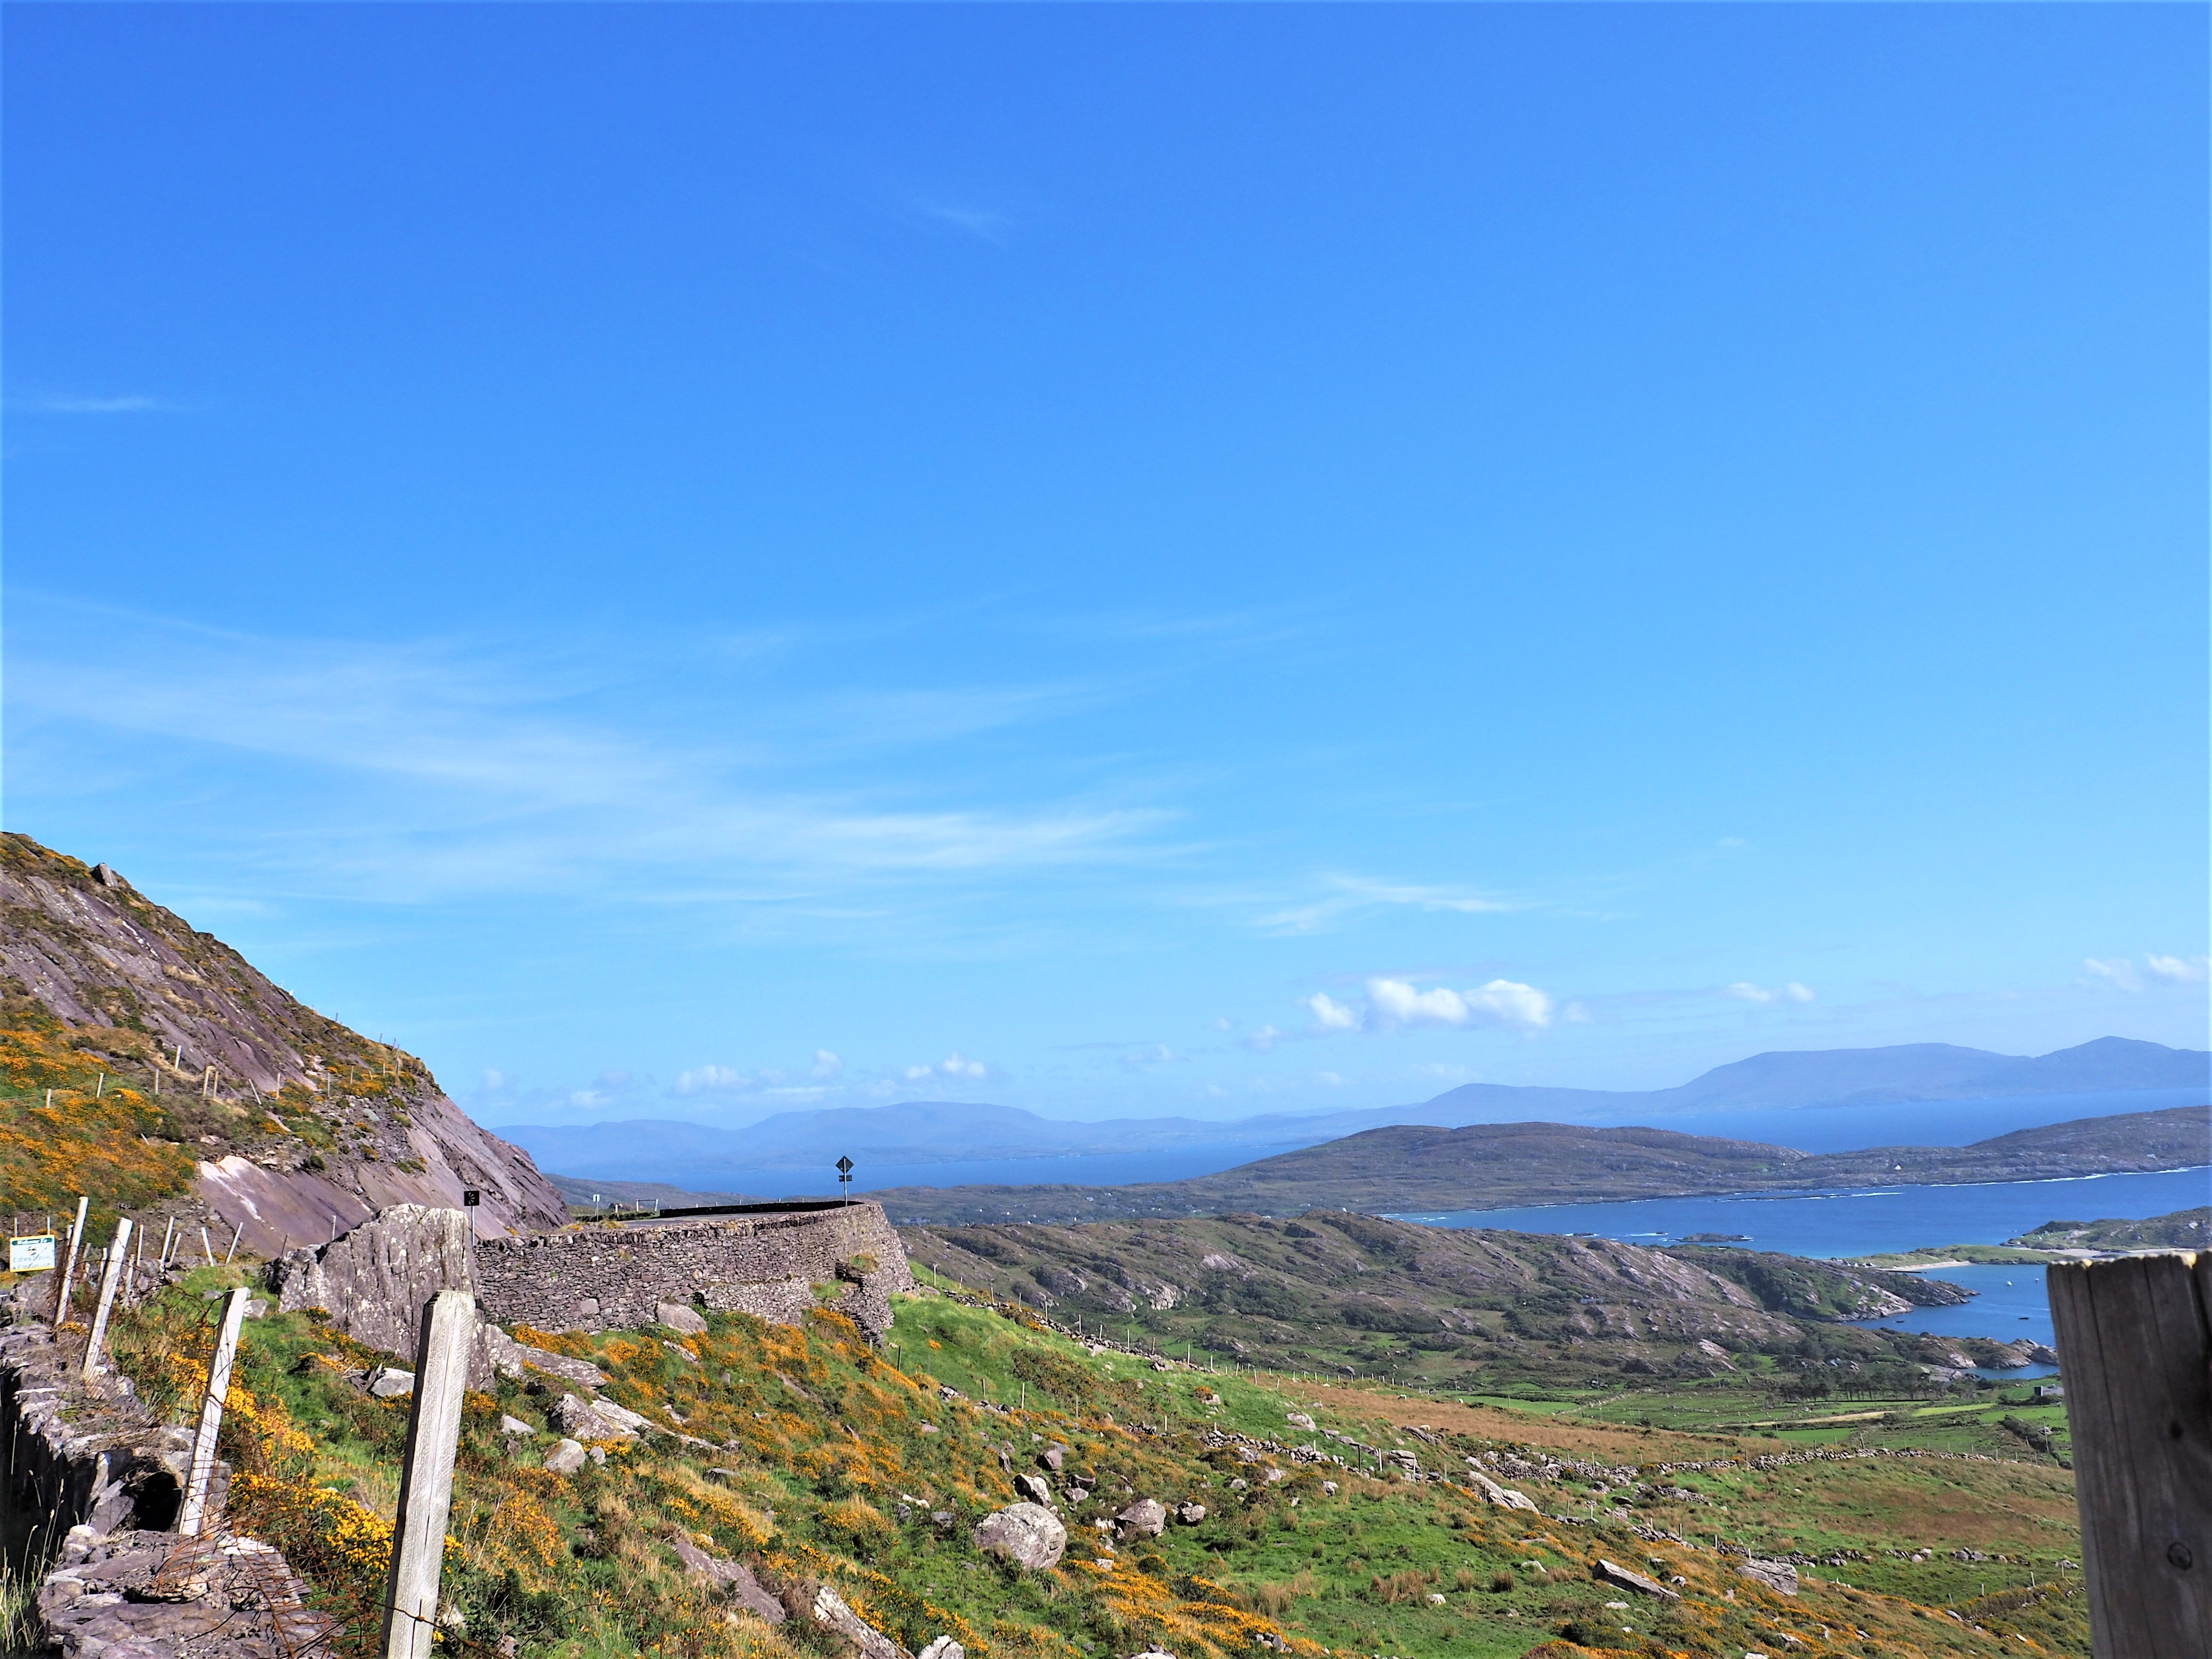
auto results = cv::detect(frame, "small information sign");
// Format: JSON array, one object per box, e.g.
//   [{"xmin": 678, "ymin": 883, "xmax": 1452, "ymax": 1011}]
[{"xmin": 10, "ymin": 1235, "xmax": 57, "ymax": 1273}]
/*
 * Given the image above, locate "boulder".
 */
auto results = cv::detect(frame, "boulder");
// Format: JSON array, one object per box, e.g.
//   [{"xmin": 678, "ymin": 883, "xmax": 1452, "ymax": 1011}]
[
  {"xmin": 1464, "ymin": 1468, "xmax": 1539, "ymax": 1512},
  {"xmin": 656, "ymin": 1302, "xmax": 709, "ymax": 1336},
  {"xmin": 482, "ymin": 1327, "xmax": 608, "ymax": 1393},
  {"xmin": 498, "ymin": 1415, "xmax": 536, "ymax": 1437},
  {"xmin": 810, "ymin": 1583, "xmax": 909, "ymax": 1659},
  {"xmin": 1114, "ymin": 1499, "xmax": 1166, "ymax": 1540},
  {"xmin": 365, "ymin": 1367, "xmax": 414, "ymax": 1399},
  {"xmin": 974, "ymin": 1503, "xmax": 1068, "ymax": 1571},
  {"xmin": 1285, "ymin": 1412, "xmax": 1316, "ymax": 1430},
  {"xmin": 1174, "ymin": 1503, "xmax": 1206, "ymax": 1525},
  {"xmin": 1739, "ymin": 1558, "xmax": 1799, "ymax": 1596},
  {"xmin": 1593, "ymin": 1559, "xmax": 1680, "ymax": 1601},
  {"xmin": 1041, "ymin": 1443, "xmax": 1067, "ymax": 1471},
  {"xmin": 553, "ymin": 1393, "xmax": 644, "ymax": 1441},
  {"xmin": 917, "ymin": 1638, "xmax": 964, "ymax": 1659},
  {"xmin": 543, "ymin": 1439, "xmax": 587, "ymax": 1476},
  {"xmin": 1014, "ymin": 1473, "xmax": 1053, "ymax": 1506}
]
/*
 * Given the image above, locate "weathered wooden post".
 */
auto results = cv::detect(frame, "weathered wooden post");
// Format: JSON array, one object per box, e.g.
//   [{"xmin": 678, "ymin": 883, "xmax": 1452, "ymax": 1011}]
[
  {"xmin": 179, "ymin": 1287, "xmax": 253, "ymax": 1537},
  {"xmin": 81, "ymin": 1218, "xmax": 133, "ymax": 1377},
  {"xmin": 2046, "ymin": 1253, "xmax": 2212, "ymax": 1658},
  {"xmin": 50, "ymin": 1197, "xmax": 88, "ymax": 1325},
  {"xmin": 380, "ymin": 1290, "xmax": 476, "ymax": 1659}
]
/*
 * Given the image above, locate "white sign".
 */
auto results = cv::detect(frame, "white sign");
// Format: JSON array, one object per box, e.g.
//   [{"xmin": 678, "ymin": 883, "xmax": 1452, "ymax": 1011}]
[{"xmin": 10, "ymin": 1235, "xmax": 56, "ymax": 1273}]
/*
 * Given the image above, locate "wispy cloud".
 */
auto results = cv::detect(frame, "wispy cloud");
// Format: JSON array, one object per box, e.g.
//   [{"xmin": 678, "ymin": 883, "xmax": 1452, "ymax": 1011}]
[
  {"xmin": 1258, "ymin": 875, "xmax": 1522, "ymax": 936},
  {"xmin": 10, "ymin": 393, "xmax": 170, "ymax": 414},
  {"xmin": 911, "ymin": 199, "xmax": 1011, "ymax": 245},
  {"xmin": 2086, "ymin": 954, "xmax": 2208, "ymax": 991},
  {"xmin": 6, "ymin": 595, "xmax": 1180, "ymax": 906}
]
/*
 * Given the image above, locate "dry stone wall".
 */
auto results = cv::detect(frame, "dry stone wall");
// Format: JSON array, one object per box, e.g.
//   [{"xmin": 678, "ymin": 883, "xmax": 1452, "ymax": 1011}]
[
  {"xmin": 266, "ymin": 1200, "xmax": 913, "ymax": 1356},
  {"xmin": 474, "ymin": 1201, "xmax": 913, "ymax": 1341}
]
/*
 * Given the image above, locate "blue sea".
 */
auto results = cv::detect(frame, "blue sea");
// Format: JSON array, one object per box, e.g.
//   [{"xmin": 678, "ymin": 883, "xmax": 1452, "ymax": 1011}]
[{"xmin": 1396, "ymin": 1164, "xmax": 2210, "ymax": 1355}]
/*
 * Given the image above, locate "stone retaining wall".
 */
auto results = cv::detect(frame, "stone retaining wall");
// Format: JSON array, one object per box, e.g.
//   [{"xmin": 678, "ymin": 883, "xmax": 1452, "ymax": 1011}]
[{"xmin": 474, "ymin": 1201, "xmax": 913, "ymax": 1341}]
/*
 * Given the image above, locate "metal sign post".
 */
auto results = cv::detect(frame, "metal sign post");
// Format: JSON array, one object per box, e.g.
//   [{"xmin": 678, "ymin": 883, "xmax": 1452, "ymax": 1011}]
[{"xmin": 836, "ymin": 1156, "xmax": 854, "ymax": 1205}]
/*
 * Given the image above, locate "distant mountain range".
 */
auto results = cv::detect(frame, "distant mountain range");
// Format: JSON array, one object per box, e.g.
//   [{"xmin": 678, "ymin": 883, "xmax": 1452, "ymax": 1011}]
[
  {"xmin": 857, "ymin": 1105, "xmax": 2210, "ymax": 1225},
  {"xmin": 498, "ymin": 1036, "xmax": 2207, "ymax": 1187}
]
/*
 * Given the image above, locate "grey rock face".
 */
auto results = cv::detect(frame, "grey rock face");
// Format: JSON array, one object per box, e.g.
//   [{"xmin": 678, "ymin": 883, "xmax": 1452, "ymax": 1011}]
[
  {"xmin": 267, "ymin": 1205, "xmax": 476, "ymax": 1370},
  {"xmin": 974, "ymin": 1503, "xmax": 1068, "ymax": 1571},
  {"xmin": 668, "ymin": 1538, "xmax": 787, "ymax": 1624},
  {"xmin": 811, "ymin": 1583, "xmax": 910, "ymax": 1659},
  {"xmin": 543, "ymin": 1439, "xmax": 587, "ymax": 1476},
  {"xmin": 552, "ymin": 1393, "xmax": 645, "ymax": 1441},
  {"xmin": 1114, "ymin": 1498, "xmax": 1166, "ymax": 1540},
  {"xmin": 1739, "ymin": 1557, "xmax": 1799, "ymax": 1596}
]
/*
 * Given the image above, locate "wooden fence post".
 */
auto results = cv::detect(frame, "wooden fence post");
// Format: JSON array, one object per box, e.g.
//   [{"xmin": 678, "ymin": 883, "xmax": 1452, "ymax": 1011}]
[
  {"xmin": 82, "ymin": 1218, "xmax": 133, "ymax": 1378},
  {"xmin": 2046, "ymin": 1253, "xmax": 2212, "ymax": 1658},
  {"xmin": 179, "ymin": 1287, "xmax": 253, "ymax": 1537},
  {"xmin": 380, "ymin": 1290, "xmax": 476, "ymax": 1659},
  {"xmin": 50, "ymin": 1197, "xmax": 88, "ymax": 1325}
]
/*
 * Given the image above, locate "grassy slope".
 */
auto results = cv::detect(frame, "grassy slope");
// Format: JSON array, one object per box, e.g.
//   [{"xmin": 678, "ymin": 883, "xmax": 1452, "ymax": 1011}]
[{"xmin": 92, "ymin": 1262, "xmax": 2089, "ymax": 1659}]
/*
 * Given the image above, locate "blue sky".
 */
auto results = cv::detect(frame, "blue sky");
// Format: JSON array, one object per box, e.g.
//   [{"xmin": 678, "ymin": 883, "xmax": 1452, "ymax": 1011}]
[{"xmin": 6, "ymin": 5, "xmax": 2205, "ymax": 1131}]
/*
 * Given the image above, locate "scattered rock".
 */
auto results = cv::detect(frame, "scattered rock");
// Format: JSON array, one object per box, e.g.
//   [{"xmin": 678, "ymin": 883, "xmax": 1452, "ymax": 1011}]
[
  {"xmin": 498, "ymin": 1415, "xmax": 536, "ymax": 1437},
  {"xmin": 974, "ymin": 1503, "xmax": 1068, "ymax": 1571},
  {"xmin": 543, "ymin": 1439, "xmax": 587, "ymax": 1476},
  {"xmin": 364, "ymin": 1367, "xmax": 414, "ymax": 1399},
  {"xmin": 1175, "ymin": 1503, "xmax": 1206, "ymax": 1525},
  {"xmin": 1041, "ymin": 1443, "xmax": 1067, "ymax": 1471},
  {"xmin": 1115, "ymin": 1499, "xmax": 1166, "ymax": 1540},
  {"xmin": 1321, "ymin": 1481, "xmax": 1338, "ymax": 1496},
  {"xmin": 1286, "ymin": 1412, "xmax": 1316, "ymax": 1430},
  {"xmin": 917, "ymin": 1638, "xmax": 964, "ymax": 1659},
  {"xmin": 656, "ymin": 1302, "xmax": 709, "ymax": 1336},
  {"xmin": 1014, "ymin": 1473, "xmax": 1053, "ymax": 1506},
  {"xmin": 552, "ymin": 1393, "xmax": 648, "ymax": 1441}
]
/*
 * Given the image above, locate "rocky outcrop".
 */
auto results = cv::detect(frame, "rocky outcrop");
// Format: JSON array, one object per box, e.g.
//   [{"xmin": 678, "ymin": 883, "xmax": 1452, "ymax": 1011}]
[
  {"xmin": 669, "ymin": 1538, "xmax": 786, "ymax": 1623},
  {"xmin": 0, "ymin": 833, "xmax": 569, "ymax": 1250},
  {"xmin": 1739, "ymin": 1557, "xmax": 1800, "ymax": 1596},
  {"xmin": 973, "ymin": 1503, "xmax": 1067, "ymax": 1570}
]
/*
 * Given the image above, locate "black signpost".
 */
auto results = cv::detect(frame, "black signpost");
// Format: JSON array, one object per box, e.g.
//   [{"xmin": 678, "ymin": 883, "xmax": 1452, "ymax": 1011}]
[{"xmin": 835, "ymin": 1156, "xmax": 854, "ymax": 1205}]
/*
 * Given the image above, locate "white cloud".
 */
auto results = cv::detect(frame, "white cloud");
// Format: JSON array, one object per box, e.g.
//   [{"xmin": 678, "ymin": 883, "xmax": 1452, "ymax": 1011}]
[
  {"xmin": 904, "ymin": 1052, "xmax": 990, "ymax": 1083},
  {"xmin": 1726, "ymin": 981, "xmax": 1815, "ymax": 1004},
  {"xmin": 811, "ymin": 1049, "xmax": 844, "ymax": 1079},
  {"xmin": 1315, "ymin": 1071, "xmax": 1346, "ymax": 1086},
  {"xmin": 673, "ymin": 1064, "xmax": 755, "ymax": 1094},
  {"xmin": 2083, "ymin": 958, "xmax": 2144, "ymax": 992},
  {"xmin": 2145, "ymin": 955, "xmax": 2209, "ymax": 985},
  {"xmin": 1364, "ymin": 976, "xmax": 1553, "ymax": 1032},
  {"xmin": 1304, "ymin": 992, "xmax": 1358, "ymax": 1032},
  {"xmin": 1241, "ymin": 1024, "xmax": 1285, "ymax": 1053}
]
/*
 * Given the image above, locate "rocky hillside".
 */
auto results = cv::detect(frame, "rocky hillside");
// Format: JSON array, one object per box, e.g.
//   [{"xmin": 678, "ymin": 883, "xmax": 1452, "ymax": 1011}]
[
  {"xmin": 896, "ymin": 1211, "xmax": 2046, "ymax": 1394},
  {"xmin": 2009, "ymin": 1206, "xmax": 2211, "ymax": 1251},
  {"xmin": 866, "ymin": 1106, "xmax": 2211, "ymax": 1223},
  {"xmin": 0, "ymin": 832, "xmax": 567, "ymax": 1250}
]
